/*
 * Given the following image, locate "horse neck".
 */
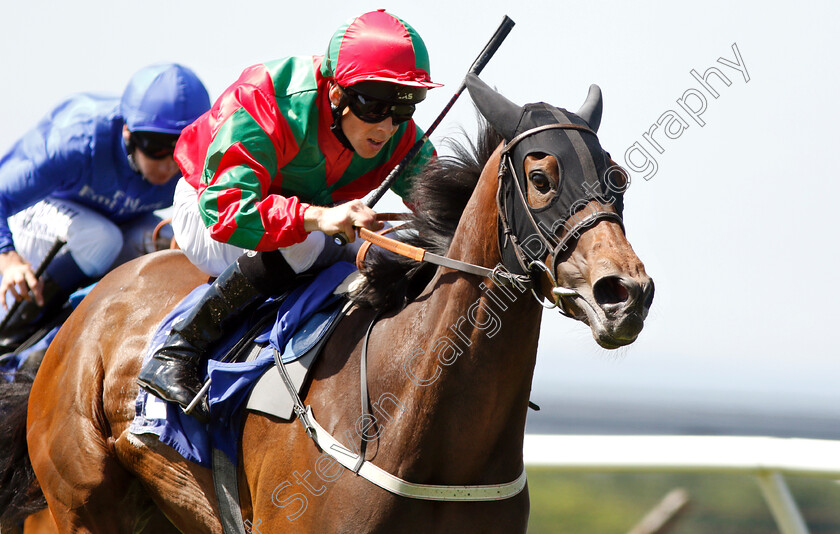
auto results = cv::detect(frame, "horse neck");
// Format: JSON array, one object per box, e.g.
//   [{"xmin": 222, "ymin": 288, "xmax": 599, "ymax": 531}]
[{"xmin": 379, "ymin": 149, "xmax": 542, "ymax": 479}]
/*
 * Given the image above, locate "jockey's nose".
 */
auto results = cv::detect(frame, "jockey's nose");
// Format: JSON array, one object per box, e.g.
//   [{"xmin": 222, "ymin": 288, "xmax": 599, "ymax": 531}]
[
  {"xmin": 145, "ymin": 156, "xmax": 180, "ymax": 185},
  {"xmin": 377, "ymin": 116, "xmax": 398, "ymax": 134}
]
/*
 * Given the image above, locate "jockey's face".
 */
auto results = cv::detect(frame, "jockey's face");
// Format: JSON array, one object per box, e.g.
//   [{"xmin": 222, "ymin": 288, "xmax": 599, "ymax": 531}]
[
  {"xmin": 134, "ymin": 150, "xmax": 180, "ymax": 185},
  {"xmin": 329, "ymin": 84, "xmax": 399, "ymax": 159},
  {"xmin": 122, "ymin": 126, "xmax": 181, "ymax": 185}
]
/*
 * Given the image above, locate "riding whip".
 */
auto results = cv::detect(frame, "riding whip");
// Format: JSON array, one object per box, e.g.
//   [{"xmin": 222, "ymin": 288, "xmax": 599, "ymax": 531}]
[
  {"xmin": 334, "ymin": 15, "xmax": 516, "ymax": 245},
  {"xmin": 0, "ymin": 237, "xmax": 67, "ymax": 334}
]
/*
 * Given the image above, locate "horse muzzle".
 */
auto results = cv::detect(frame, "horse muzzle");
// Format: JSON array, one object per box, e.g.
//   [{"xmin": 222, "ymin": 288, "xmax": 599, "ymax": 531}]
[{"xmin": 558, "ymin": 274, "xmax": 654, "ymax": 349}]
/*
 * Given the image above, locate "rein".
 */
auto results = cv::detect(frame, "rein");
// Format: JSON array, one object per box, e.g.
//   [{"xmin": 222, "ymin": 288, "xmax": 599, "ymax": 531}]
[
  {"xmin": 354, "ymin": 123, "xmax": 624, "ymax": 316},
  {"xmin": 358, "ymin": 225, "xmax": 525, "ymax": 281},
  {"xmin": 354, "ymin": 214, "xmax": 553, "ymax": 308}
]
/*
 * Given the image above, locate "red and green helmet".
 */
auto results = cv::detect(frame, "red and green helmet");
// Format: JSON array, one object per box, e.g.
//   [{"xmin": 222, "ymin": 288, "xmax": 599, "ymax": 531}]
[{"xmin": 321, "ymin": 10, "xmax": 442, "ymax": 104}]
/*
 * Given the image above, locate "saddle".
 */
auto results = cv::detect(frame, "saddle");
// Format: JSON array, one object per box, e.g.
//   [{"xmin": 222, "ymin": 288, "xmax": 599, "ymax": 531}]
[
  {"xmin": 243, "ymin": 299, "xmax": 350, "ymax": 420},
  {"xmin": 129, "ymin": 261, "xmax": 360, "ymax": 468}
]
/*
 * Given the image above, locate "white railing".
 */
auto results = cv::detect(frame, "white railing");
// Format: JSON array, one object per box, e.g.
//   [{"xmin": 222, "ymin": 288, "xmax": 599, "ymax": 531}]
[{"xmin": 523, "ymin": 435, "xmax": 840, "ymax": 534}]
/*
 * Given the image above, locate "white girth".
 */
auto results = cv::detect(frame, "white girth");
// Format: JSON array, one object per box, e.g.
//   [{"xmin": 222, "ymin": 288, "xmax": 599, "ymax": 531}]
[{"xmin": 304, "ymin": 406, "xmax": 528, "ymax": 501}]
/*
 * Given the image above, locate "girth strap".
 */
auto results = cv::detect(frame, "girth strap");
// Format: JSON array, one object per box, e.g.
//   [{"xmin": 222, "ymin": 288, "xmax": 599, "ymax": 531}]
[
  {"xmin": 273, "ymin": 332, "xmax": 528, "ymax": 501},
  {"xmin": 212, "ymin": 448, "xmax": 247, "ymax": 534},
  {"xmin": 304, "ymin": 405, "xmax": 528, "ymax": 501}
]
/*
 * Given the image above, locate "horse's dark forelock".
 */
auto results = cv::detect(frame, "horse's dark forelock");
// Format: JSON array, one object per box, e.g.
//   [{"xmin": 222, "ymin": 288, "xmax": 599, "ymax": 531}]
[{"xmin": 351, "ymin": 117, "xmax": 504, "ymax": 311}]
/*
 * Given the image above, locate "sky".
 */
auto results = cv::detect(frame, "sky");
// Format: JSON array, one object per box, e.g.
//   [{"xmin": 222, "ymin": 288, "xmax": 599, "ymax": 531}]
[{"xmin": 1, "ymin": 1, "xmax": 838, "ymax": 418}]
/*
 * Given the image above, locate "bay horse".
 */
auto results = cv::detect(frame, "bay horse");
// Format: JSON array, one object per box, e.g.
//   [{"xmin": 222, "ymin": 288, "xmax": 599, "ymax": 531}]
[{"xmin": 0, "ymin": 75, "xmax": 653, "ymax": 533}]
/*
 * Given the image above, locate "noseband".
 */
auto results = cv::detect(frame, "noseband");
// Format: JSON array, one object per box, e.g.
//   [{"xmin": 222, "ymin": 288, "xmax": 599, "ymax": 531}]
[{"xmin": 355, "ymin": 123, "xmax": 625, "ymax": 316}]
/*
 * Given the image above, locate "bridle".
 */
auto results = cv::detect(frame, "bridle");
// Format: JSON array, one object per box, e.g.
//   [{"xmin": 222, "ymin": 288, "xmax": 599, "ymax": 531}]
[
  {"xmin": 356, "ymin": 122, "xmax": 625, "ymax": 317},
  {"xmin": 495, "ymin": 122, "xmax": 625, "ymax": 315}
]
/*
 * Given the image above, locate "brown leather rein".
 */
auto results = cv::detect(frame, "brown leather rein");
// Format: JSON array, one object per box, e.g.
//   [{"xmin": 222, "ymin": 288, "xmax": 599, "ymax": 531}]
[
  {"xmin": 352, "ymin": 123, "xmax": 621, "ymax": 315},
  {"xmin": 354, "ymin": 214, "xmax": 532, "ymax": 286}
]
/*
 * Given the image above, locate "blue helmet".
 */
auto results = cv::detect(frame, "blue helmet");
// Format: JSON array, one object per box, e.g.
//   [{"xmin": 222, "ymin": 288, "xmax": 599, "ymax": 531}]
[{"xmin": 120, "ymin": 63, "xmax": 210, "ymax": 134}]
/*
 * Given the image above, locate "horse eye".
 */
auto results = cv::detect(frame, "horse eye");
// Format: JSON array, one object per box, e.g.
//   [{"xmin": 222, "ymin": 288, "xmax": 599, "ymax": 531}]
[{"xmin": 530, "ymin": 172, "xmax": 551, "ymax": 192}]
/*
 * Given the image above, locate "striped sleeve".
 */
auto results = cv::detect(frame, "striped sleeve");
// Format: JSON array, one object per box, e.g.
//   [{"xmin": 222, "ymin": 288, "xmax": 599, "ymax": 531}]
[{"xmin": 196, "ymin": 65, "xmax": 311, "ymax": 250}]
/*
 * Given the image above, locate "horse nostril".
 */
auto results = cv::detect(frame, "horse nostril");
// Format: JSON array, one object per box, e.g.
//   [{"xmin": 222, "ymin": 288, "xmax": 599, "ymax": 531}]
[
  {"xmin": 593, "ymin": 276, "xmax": 629, "ymax": 306},
  {"xmin": 643, "ymin": 280, "xmax": 655, "ymax": 309}
]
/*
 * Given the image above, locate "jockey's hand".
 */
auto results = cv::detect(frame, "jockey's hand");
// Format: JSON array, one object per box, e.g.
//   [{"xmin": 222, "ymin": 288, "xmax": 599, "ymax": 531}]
[
  {"xmin": 303, "ymin": 201, "xmax": 384, "ymax": 243},
  {"xmin": 0, "ymin": 251, "xmax": 43, "ymax": 310}
]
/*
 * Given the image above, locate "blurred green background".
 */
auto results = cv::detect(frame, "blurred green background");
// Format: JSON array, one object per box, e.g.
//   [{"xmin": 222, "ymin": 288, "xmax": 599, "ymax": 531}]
[{"xmin": 527, "ymin": 469, "xmax": 840, "ymax": 533}]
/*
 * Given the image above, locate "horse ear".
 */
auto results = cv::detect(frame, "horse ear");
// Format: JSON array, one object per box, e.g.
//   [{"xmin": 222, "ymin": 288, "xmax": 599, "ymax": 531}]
[
  {"xmin": 465, "ymin": 74, "xmax": 522, "ymax": 140},
  {"xmin": 576, "ymin": 84, "xmax": 603, "ymax": 133}
]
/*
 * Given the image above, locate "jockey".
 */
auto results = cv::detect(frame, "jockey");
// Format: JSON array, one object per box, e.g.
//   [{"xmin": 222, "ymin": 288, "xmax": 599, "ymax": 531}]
[
  {"xmin": 0, "ymin": 63, "xmax": 211, "ymax": 349},
  {"xmin": 137, "ymin": 9, "xmax": 441, "ymax": 421}
]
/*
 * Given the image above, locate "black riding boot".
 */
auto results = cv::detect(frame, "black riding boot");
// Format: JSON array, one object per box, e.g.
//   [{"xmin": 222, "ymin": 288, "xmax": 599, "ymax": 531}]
[
  {"xmin": 137, "ymin": 260, "xmax": 264, "ymax": 422},
  {"xmin": 137, "ymin": 251, "xmax": 297, "ymax": 422}
]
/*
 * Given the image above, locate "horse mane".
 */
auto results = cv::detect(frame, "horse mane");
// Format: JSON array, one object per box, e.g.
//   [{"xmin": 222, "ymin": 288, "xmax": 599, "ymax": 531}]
[{"xmin": 351, "ymin": 117, "xmax": 503, "ymax": 311}]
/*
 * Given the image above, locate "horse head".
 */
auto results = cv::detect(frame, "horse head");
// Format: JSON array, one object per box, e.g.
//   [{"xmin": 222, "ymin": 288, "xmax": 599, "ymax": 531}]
[{"xmin": 467, "ymin": 74, "xmax": 654, "ymax": 348}]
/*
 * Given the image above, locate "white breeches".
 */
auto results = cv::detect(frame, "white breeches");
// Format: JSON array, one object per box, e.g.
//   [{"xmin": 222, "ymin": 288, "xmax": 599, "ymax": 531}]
[
  {"xmin": 171, "ymin": 178, "xmax": 364, "ymax": 277},
  {"xmin": 8, "ymin": 197, "xmax": 169, "ymax": 276}
]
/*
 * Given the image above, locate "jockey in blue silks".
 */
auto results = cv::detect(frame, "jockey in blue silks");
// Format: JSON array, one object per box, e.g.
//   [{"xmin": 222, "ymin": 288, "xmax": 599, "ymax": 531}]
[{"xmin": 0, "ymin": 63, "xmax": 211, "ymax": 350}]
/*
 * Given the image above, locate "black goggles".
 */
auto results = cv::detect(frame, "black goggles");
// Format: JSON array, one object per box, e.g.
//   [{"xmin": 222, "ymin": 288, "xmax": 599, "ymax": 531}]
[
  {"xmin": 131, "ymin": 131, "xmax": 179, "ymax": 160},
  {"xmin": 342, "ymin": 87, "xmax": 416, "ymax": 125}
]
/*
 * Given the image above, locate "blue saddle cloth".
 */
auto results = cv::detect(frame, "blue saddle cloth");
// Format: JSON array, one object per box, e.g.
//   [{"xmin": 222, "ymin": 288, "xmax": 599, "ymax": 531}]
[{"xmin": 129, "ymin": 261, "xmax": 355, "ymax": 467}]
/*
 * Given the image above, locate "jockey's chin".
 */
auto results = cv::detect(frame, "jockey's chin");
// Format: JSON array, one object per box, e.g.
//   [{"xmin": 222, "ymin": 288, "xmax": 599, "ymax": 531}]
[{"xmin": 133, "ymin": 151, "xmax": 181, "ymax": 185}]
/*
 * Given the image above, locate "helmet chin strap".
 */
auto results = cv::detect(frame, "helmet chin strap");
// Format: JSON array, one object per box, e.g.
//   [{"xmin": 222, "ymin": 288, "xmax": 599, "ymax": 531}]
[
  {"xmin": 329, "ymin": 88, "xmax": 356, "ymax": 152},
  {"xmin": 124, "ymin": 135, "xmax": 141, "ymax": 174}
]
